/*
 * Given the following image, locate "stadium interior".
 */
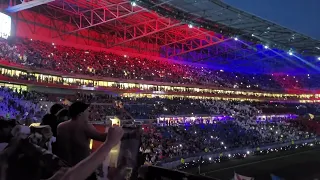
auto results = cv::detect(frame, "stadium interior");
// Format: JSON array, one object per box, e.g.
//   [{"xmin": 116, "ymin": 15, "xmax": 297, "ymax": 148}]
[{"xmin": 0, "ymin": 0, "xmax": 320, "ymax": 180}]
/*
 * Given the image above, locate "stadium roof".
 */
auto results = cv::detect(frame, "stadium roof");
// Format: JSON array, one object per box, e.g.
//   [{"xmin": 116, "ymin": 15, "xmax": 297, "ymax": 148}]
[
  {"xmin": 5, "ymin": 0, "xmax": 320, "ymax": 73},
  {"xmin": 140, "ymin": 0, "xmax": 320, "ymax": 56}
]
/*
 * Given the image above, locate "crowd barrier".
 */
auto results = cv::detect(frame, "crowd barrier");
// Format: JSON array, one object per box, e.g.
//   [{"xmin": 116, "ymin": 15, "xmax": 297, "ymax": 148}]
[{"xmin": 159, "ymin": 137, "xmax": 319, "ymax": 169}]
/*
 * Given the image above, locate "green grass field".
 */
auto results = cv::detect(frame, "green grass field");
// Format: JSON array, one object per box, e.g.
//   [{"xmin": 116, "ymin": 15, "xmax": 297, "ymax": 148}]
[{"xmin": 185, "ymin": 146, "xmax": 320, "ymax": 180}]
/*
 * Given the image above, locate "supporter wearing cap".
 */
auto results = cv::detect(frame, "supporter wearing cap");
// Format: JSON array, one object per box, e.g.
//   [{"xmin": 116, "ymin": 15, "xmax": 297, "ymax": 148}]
[{"xmin": 56, "ymin": 101, "xmax": 108, "ymax": 180}]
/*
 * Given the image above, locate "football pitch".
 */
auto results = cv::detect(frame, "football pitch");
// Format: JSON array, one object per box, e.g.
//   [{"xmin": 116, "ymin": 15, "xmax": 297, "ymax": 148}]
[{"xmin": 185, "ymin": 146, "xmax": 320, "ymax": 180}]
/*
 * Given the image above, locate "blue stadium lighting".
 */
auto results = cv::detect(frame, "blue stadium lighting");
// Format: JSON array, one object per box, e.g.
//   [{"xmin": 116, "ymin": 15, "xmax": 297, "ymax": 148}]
[
  {"xmin": 288, "ymin": 51, "xmax": 293, "ymax": 56},
  {"xmin": 318, "ymin": 57, "xmax": 320, "ymax": 60},
  {"xmin": 234, "ymin": 37, "xmax": 238, "ymax": 41},
  {"xmin": 264, "ymin": 45, "xmax": 269, "ymax": 49}
]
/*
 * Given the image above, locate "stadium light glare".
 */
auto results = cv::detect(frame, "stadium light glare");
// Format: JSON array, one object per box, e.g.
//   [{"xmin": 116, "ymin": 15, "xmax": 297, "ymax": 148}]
[
  {"xmin": 288, "ymin": 51, "xmax": 293, "ymax": 56},
  {"xmin": 234, "ymin": 37, "xmax": 238, "ymax": 41},
  {"xmin": 131, "ymin": 1, "xmax": 137, "ymax": 6},
  {"xmin": 188, "ymin": 24, "xmax": 193, "ymax": 28},
  {"xmin": 251, "ymin": 34, "xmax": 254, "ymax": 37},
  {"xmin": 264, "ymin": 45, "xmax": 269, "ymax": 49},
  {"xmin": 318, "ymin": 57, "xmax": 320, "ymax": 60}
]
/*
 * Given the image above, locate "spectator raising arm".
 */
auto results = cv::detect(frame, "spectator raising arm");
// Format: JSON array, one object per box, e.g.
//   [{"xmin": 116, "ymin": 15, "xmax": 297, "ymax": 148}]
[
  {"xmin": 85, "ymin": 123, "xmax": 108, "ymax": 141},
  {"xmin": 49, "ymin": 126, "xmax": 124, "ymax": 180}
]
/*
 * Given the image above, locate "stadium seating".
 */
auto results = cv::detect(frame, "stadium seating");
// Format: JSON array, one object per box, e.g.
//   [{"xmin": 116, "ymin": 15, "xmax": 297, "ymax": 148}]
[
  {"xmin": 0, "ymin": 37, "xmax": 319, "ymax": 180},
  {"xmin": 1, "ymin": 38, "xmax": 320, "ymax": 91}
]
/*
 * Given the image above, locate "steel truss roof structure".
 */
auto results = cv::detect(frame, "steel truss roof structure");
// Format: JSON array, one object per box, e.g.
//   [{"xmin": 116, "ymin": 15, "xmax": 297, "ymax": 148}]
[{"xmin": 1, "ymin": 0, "xmax": 320, "ymax": 72}]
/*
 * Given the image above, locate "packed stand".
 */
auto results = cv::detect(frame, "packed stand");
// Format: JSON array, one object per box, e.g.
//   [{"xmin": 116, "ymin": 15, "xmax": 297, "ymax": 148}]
[
  {"xmin": 0, "ymin": 87, "xmax": 46, "ymax": 122},
  {"xmin": 140, "ymin": 118, "xmax": 315, "ymax": 165},
  {"xmin": 0, "ymin": 87, "xmax": 318, "ymax": 174},
  {"xmin": 1, "ymin": 38, "xmax": 320, "ymax": 90}
]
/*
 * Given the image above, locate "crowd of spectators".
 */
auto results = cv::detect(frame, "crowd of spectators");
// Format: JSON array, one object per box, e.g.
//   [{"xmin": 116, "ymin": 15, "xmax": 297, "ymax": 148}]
[
  {"xmin": 1, "ymin": 87, "xmax": 318, "ymax": 123},
  {"xmin": 139, "ymin": 119, "xmax": 315, "ymax": 165},
  {"xmin": 0, "ymin": 87, "xmax": 46, "ymax": 123},
  {"xmin": 0, "ymin": 85, "xmax": 319, "ymax": 179},
  {"xmin": 1, "ymin": 38, "xmax": 320, "ymax": 91},
  {"xmin": 1, "ymin": 37, "xmax": 320, "ymax": 179}
]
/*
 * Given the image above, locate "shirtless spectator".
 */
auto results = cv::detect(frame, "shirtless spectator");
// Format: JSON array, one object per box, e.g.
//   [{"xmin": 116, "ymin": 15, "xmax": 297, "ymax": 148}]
[{"xmin": 57, "ymin": 101, "xmax": 107, "ymax": 180}]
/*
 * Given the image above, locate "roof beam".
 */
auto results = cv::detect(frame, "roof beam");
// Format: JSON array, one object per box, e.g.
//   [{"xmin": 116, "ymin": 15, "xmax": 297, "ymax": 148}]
[
  {"xmin": 107, "ymin": 18, "xmax": 182, "ymax": 48},
  {"xmin": 49, "ymin": 0, "xmax": 146, "ymax": 37},
  {"xmin": 165, "ymin": 36, "xmax": 228, "ymax": 58},
  {"xmin": 6, "ymin": 0, "xmax": 54, "ymax": 12}
]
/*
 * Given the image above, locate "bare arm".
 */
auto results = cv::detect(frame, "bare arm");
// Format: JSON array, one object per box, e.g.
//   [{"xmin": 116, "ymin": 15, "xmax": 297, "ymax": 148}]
[
  {"xmin": 60, "ymin": 142, "xmax": 113, "ymax": 180},
  {"xmin": 85, "ymin": 123, "xmax": 108, "ymax": 141},
  {"xmin": 59, "ymin": 127, "xmax": 123, "ymax": 180}
]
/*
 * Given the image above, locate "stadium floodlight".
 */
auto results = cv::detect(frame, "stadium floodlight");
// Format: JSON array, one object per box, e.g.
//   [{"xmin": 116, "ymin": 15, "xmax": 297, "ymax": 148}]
[
  {"xmin": 251, "ymin": 34, "xmax": 255, "ymax": 37},
  {"xmin": 6, "ymin": 0, "xmax": 55, "ymax": 12},
  {"xmin": 264, "ymin": 45, "xmax": 269, "ymax": 49},
  {"xmin": 288, "ymin": 51, "xmax": 293, "ymax": 56},
  {"xmin": 318, "ymin": 57, "xmax": 320, "ymax": 60},
  {"xmin": 131, "ymin": 1, "xmax": 137, "ymax": 6},
  {"xmin": 188, "ymin": 24, "xmax": 193, "ymax": 28},
  {"xmin": 234, "ymin": 37, "xmax": 238, "ymax": 41},
  {"xmin": 0, "ymin": 13, "xmax": 11, "ymax": 39}
]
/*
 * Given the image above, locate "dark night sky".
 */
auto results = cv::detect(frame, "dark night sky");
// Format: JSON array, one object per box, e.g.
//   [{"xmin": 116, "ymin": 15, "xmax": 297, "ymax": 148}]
[{"xmin": 223, "ymin": 0, "xmax": 320, "ymax": 40}]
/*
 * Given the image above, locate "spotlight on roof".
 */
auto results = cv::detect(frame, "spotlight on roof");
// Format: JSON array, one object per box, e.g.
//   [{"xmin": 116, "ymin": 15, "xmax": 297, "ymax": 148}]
[
  {"xmin": 251, "ymin": 34, "xmax": 255, "ymax": 37},
  {"xmin": 188, "ymin": 24, "xmax": 193, "ymax": 28},
  {"xmin": 234, "ymin": 37, "xmax": 238, "ymax": 41},
  {"xmin": 264, "ymin": 45, "xmax": 269, "ymax": 49},
  {"xmin": 130, "ymin": 1, "xmax": 137, "ymax": 6},
  {"xmin": 288, "ymin": 51, "xmax": 293, "ymax": 56},
  {"xmin": 318, "ymin": 57, "xmax": 320, "ymax": 60}
]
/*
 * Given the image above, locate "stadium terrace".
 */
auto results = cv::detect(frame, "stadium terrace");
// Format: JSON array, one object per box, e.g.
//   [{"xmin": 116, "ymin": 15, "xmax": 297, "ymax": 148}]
[{"xmin": 0, "ymin": 0, "xmax": 320, "ymax": 180}]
